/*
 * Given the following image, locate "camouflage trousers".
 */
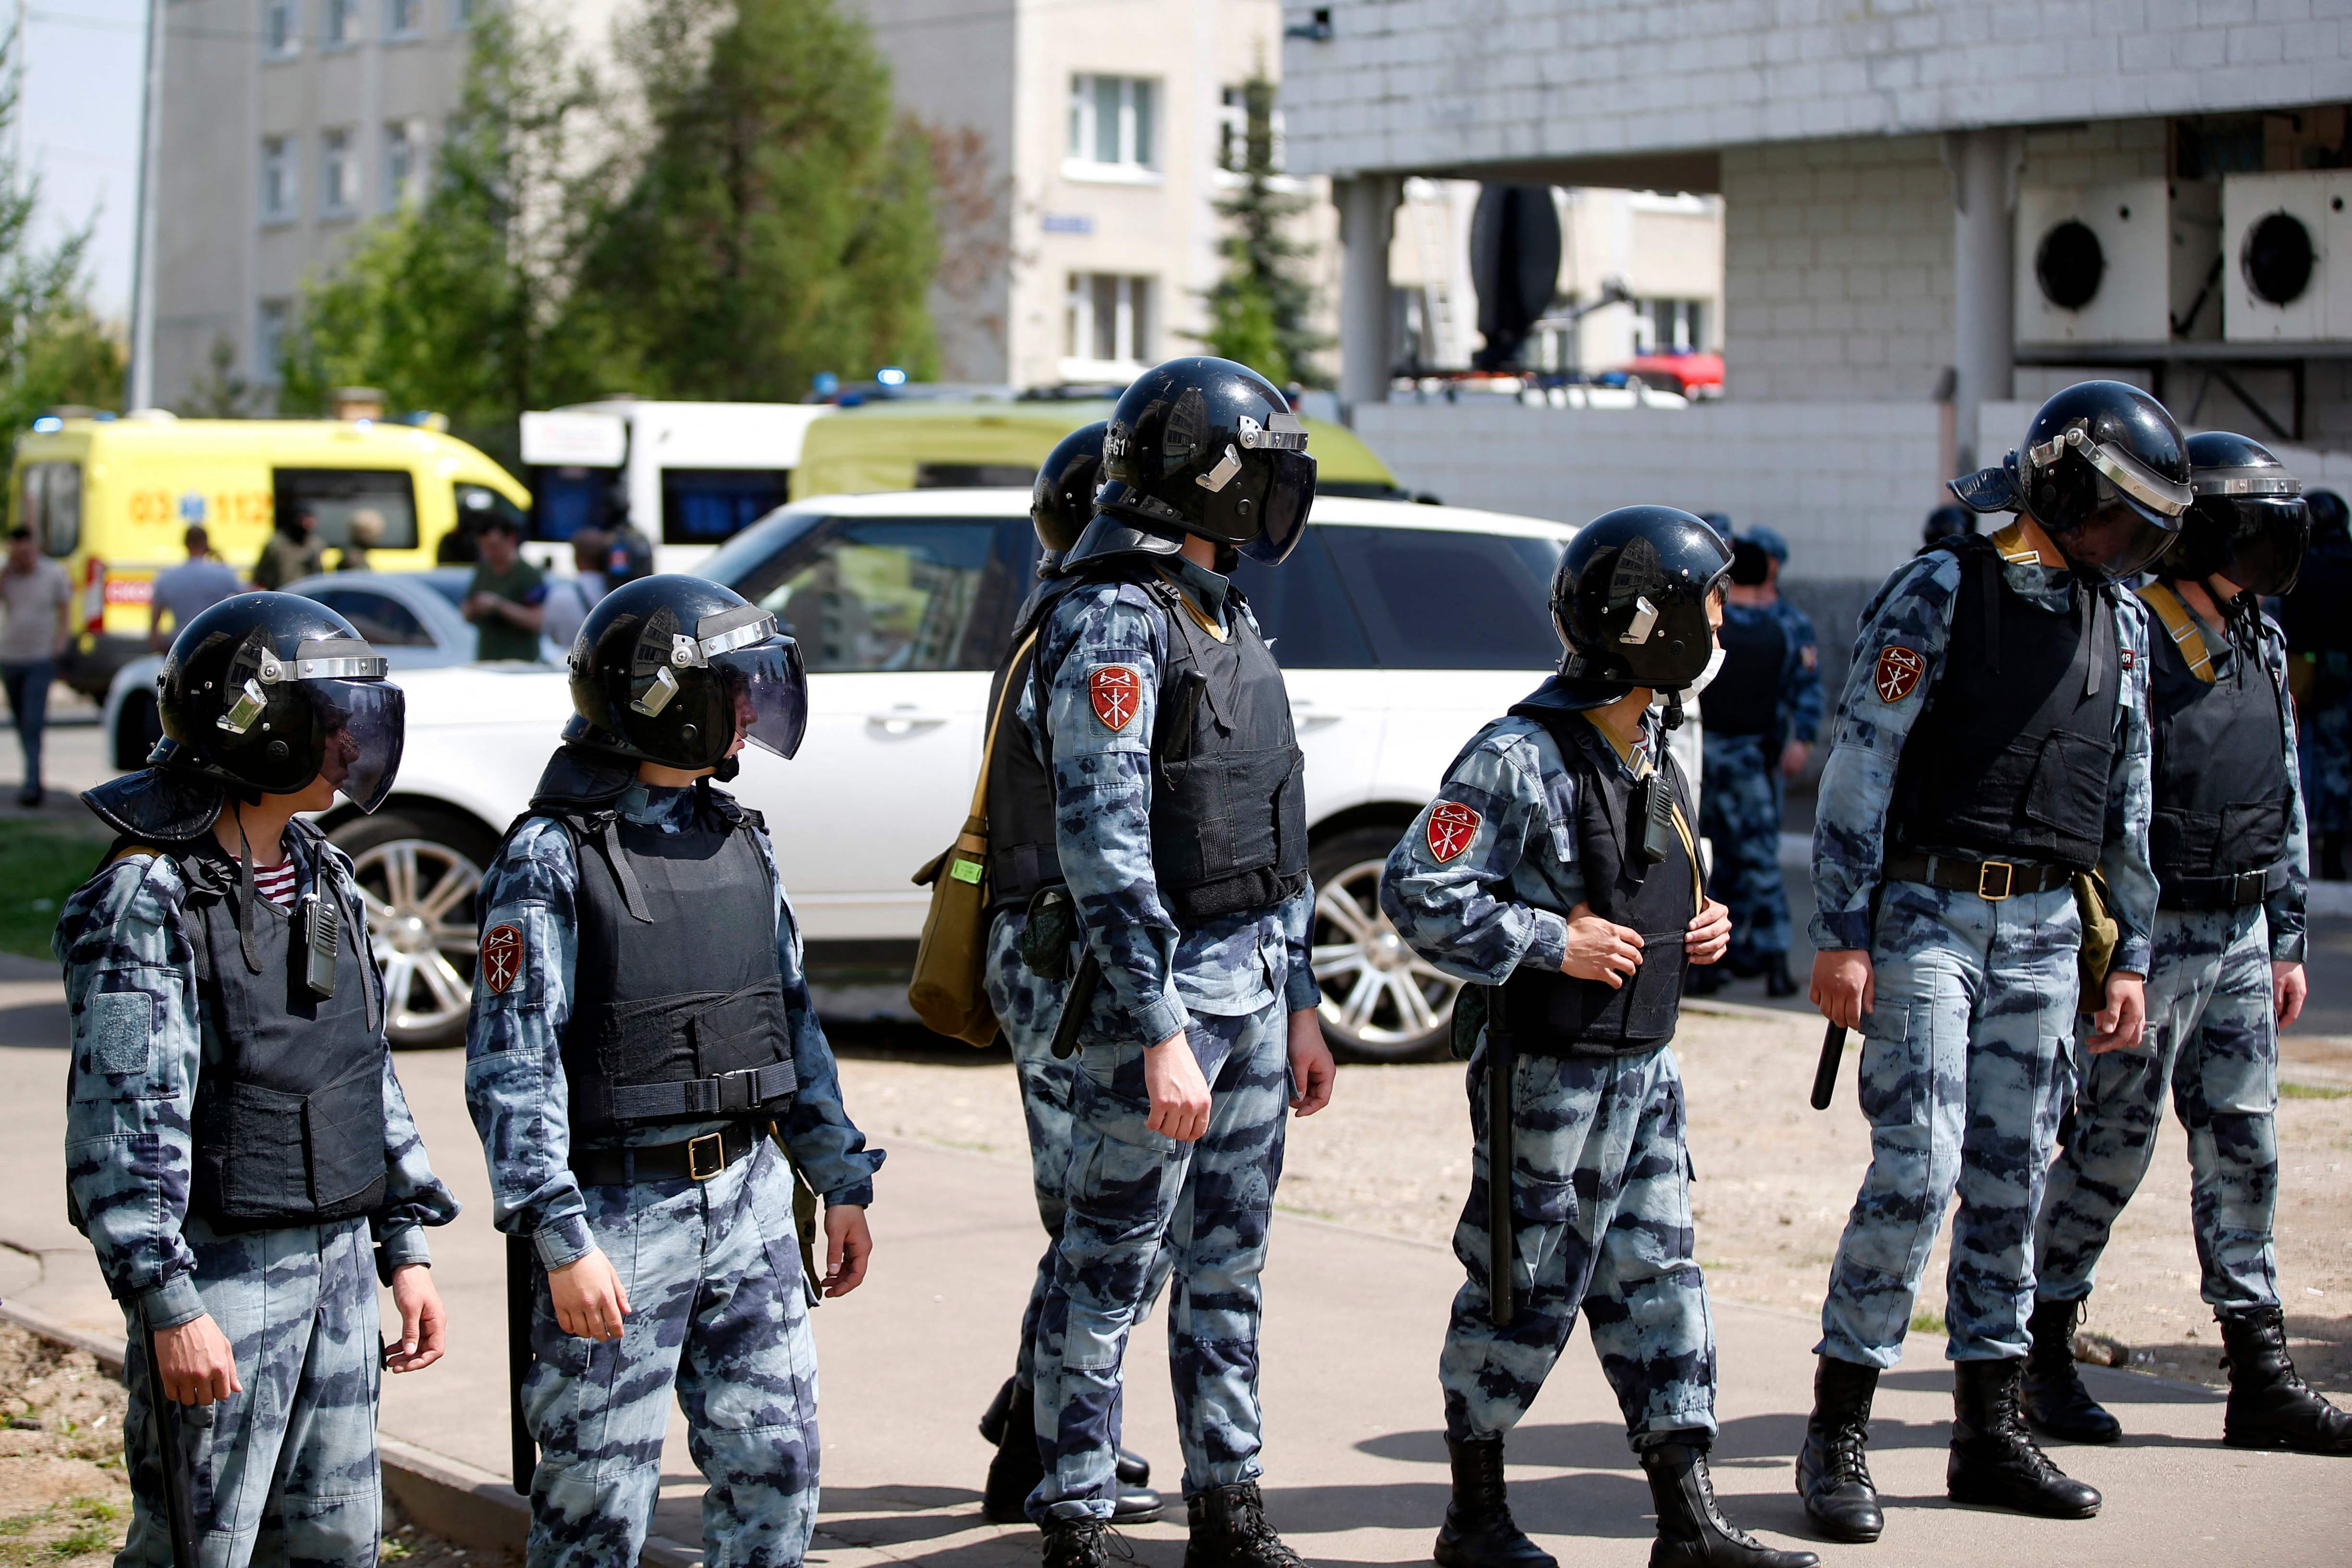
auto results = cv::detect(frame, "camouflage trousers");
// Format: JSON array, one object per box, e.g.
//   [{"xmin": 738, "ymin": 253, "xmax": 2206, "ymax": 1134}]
[
  {"xmin": 1029, "ymin": 996, "xmax": 1291, "ymax": 1521},
  {"xmin": 985, "ymin": 912, "xmax": 1174, "ymax": 1391},
  {"xmin": 1441, "ymin": 1038, "xmax": 1717, "ymax": 1448},
  {"xmin": 1700, "ymin": 733, "xmax": 1790, "ymax": 969},
  {"xmin": 2036, "ymin": 906, "xmax": 2281, "ymax": 1314},
  {"xmin": 522, "ymin": 1137, "xmax": 818, "ymax": 1568},
  {"xmin": 116, "ymin": 1215, "xmax": 382, "ymax": 1568},
  {"xmin": 2300, "ymin": 692, "xmax": 2351, "ymax": 837},
  {"xmin": 1818, "ymin": 879, "xmax": 2079, "ymax": 1367}
]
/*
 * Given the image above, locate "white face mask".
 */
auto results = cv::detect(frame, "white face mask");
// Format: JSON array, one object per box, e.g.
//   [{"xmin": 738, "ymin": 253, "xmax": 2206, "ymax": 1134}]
[{"xmin": 1684, "ymin": 643, "xmax": 1727, "ymax": 696}]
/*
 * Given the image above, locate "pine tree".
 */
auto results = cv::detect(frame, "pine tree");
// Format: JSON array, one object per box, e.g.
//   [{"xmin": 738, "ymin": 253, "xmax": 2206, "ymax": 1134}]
[{"xmin": 1199, "ymin": 74, "xmax": 1326, "ymax": 389}]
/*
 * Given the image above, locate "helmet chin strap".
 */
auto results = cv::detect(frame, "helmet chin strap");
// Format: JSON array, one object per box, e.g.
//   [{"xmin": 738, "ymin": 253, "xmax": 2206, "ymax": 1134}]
[{"xmin": 1662, "ymin": 690, "xmax": 1686, "ymax": 731}]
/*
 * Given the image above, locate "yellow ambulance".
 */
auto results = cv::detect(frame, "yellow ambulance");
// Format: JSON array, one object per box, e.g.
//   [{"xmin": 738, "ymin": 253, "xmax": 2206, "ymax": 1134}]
[{"xmin": 11, "ymin": 411, "xmax": 530, "ymax": 696}]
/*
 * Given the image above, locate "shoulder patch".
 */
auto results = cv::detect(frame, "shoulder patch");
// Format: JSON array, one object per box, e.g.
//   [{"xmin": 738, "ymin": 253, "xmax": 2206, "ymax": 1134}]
[
  {"xmin": 1089, "ymin": 664, "xmax": 1142, "ymax": 732},
  {"xmin": 1800, "ymin": 643, "xmax": 1818, "ymax": 671},
  {"xmin": 1426, "ymin": 800, "xmax": 1482, "ymax": 865},
  {"xmin": 1874, "ymin": 645, "xmax": 1926, "ymax": 704},
  {"xmin": 481, "ymin": 923, "xmax": 525, "ymax": 994}
]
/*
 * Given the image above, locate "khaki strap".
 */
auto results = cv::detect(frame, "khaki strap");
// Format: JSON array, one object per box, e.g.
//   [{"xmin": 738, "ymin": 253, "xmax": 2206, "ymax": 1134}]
[
  {"xmin": 1580, "ymin": 712, "xmax": 1707, "ymax": 910},
  {"xmin": 1989, "ymin": 520, "xmax": 2040, "ymax": 564},
  {"xmin": 2135, "ymin": 581, "xmax": 2217, "ymax": 684},
  {"xmin": 1148, "ymin": 567, "xmax": 1230, "ymax": 643},
  {"xmin": 109, "ymin": 843, "xmax": 169, "ymax": 865},
  {"xmin": 967, "ymin": 629, "xmax": 1041, "ymax": 818}
]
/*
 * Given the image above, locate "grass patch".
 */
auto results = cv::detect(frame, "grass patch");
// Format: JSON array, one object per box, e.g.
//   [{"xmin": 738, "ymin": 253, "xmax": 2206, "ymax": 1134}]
[
  {"xmin": 2282, "ymin": 1081, "xmax": 2352, "ymax": 1100},
  {"xmin": 0, "ymin": 821, "xmax": 112, "ymax": 960},
  {"xmin": 1910, "ymin": 1307, "xmax": 1946, "ymax": 1335}
]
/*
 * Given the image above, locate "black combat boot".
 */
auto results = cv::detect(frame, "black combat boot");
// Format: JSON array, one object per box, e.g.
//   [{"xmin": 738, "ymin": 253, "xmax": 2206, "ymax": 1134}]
[
  {"xmin": 1041, "ymin": 1516, "xmax": 1113, "ymax": 1568},
  {"xmin": 2021, "ymin": 1297, "xmax": 2121, "ymax": 1444},
  {"xmin": 1184, "ymin": 1482, "xmax": 1305, "ymax": 1568},
  {"xmin": 2218, "ymin": 1306, "xmax": 2352, "ymax": 1455},
  {"xmin": 1433, "ymin": 1436, "xmax": 1556, "ymax": 1568},
  {"xmin": 1685, "ymin": 964, "xmax": 1726, "ymax": 997},
  {"xmin": 1764, "ymin": 954, "xmax": 1798, "ymax": 998},
  {"xmin": 1642, "ymin": 1440, "xmax": 1819, "ymax": 1567},
  {"xmin": 1795, "ymin": 1355, "xmax": 1882, "ymax": 1543},
  {"xmin": 1946, "ymin": 1359, "xmax": 2102, "ymax": 1518},
  {"xmin": 981, "ymin": 1381, "xmax": 1163, "ymax": 1523},
  {"xmin": 1117, "ymin": 1447, "xmax": 1152, "ymax": 1486}
]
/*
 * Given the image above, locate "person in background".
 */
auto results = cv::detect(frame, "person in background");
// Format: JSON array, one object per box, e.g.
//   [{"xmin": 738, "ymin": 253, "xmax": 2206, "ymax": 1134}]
[
  {"xmin": 337, "ymin": 509, "xmax": 384, "ymax": 573},
  {"xmin": 538, "ymin": 530, "xmax": 609, "ymax": 655},
  {"xmin": 1, "ymin": 524, "xmax": 73, "ymax": 808},
  {"xmin": 601, "ymin": 499, "xmax": 655, "ymax": 588},
  {"xmin": 253, "ymin": 505, "xmax": 327, "ymax": 590},
  {"xmin": 149, "ymin": 526, "xmax": 245, "ymax": 653},
  {"xmin": 464, "ymin": 514, "xmax": 547, "ymax": 662},
  {"xmin": 1921, "ymin": 503, "xmax": 1976, "ymax": 551},
  {"xmin": 2280, "ymin": 487, "xmax": 2351, "ymax": 879}
]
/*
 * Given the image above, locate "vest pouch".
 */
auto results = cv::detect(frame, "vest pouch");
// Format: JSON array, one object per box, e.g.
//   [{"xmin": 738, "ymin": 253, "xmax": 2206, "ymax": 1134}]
[
  {"xmin": 1152, "ymin": 745, "xmax": 1310, "ymax": 922},
  {"xmin": 2021, "ymin": 730, "xmax": 2108, "ymax": 844},
  {"xmin": 2149, "ymin": 805, "xmax": 2222, "ymax": 877},
  {"xmin": 688, "ymin": 979, "xmax": 795, "ymax": 1083},
  {"xmin": 1506, "ymin": 931, "xmax": 1685, "ymax": 1055},
  {"xmin": 2218, "ymin": 797, "xmax": 2290, "ymax": 873},
  {"xmin": 302, "ymin": 1058, "xmax": 391, "ymax": 1220},
  {"xmin": 196, "ymin": 1062, "xmax": 386, "ymax": 1228}
]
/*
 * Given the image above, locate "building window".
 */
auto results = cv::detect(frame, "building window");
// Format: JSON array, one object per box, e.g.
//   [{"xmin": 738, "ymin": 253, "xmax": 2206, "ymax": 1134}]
[
  {"xmin": 320, "ymin": 128, "xmax": 357, "ymax": 214},
  {"xmin": 1634, "ymin": 298, "xmax": 1706, "ymax": 355},
  {"xmin": 257, "ymin": 300, "xmax": 292, "ymax": 383},
  {"xmin": 264, "ymin": 0, "xmax": 300, "ymax": 58},
  {"xmin": 384, "ymin": 122, "xmax": 417, "ymax": 208},
  {"xmin": 386, "ymin": 0, "xmax": 419, "ymax": 37},
  {"xmin": 324, "ymin": 0, "xmax": 357, "ymax": 47},
  {"xmin": 1066, "ymin": 75, "xmax": 1155, "ymax": 174},
  {"xmin": 260, "ymin": 136, "xmax": 296, "ymax": 222},
  {"xmin": 1065, "ymin": 273, "xmax": 1153, "ymax": 369}
]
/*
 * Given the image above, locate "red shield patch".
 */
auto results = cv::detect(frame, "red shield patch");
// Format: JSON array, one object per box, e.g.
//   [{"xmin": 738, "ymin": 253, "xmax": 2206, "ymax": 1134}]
[
  {"xmin": 1874, "ymin": 645, "xmax": 1926, "ymax": 704},
  {"xmin": 482, "ymin": 924, "xmax": 525, "ymax": 995},
  {"xmin": 1426, "ymin": 800, "xmax": 1482, "ymax": 865},
  {"xmin": 1090, "ymin": 665, "xmax": 1141, "ymax": 732}
]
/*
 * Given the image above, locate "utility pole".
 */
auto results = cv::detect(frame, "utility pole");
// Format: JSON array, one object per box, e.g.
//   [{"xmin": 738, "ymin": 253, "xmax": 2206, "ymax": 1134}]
[{"xmin": 126, "ymin": 0, "xmax": 164, "ymax": 411}]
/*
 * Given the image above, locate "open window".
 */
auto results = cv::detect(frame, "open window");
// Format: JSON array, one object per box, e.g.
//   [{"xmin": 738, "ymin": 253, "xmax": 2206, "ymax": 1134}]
[{"xmin": 273, "ymin": 468, "xmax": 419, "ymax": 551}]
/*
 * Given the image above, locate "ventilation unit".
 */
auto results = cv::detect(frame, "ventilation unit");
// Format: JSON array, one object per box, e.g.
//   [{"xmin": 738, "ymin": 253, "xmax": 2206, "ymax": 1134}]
[
  {"xmin": 2016, "ymin": 179, "xmax": 2220, "ymax": 345},
  {"xmin": 2223, "ymin": 171, "xmax": 2352, "ymax": 342}
]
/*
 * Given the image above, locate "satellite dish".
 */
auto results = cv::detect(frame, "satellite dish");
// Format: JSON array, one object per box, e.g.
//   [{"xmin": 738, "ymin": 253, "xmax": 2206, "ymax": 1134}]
[{"xmin": 1470, "ymin": 184, "xmax": 1563, "ymax": 370}]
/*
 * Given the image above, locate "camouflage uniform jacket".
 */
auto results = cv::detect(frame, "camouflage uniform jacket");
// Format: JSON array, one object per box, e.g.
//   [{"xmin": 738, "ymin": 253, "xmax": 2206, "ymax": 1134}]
[
  {"xmin": 1809, "ymin": 544, "xmax": 2158, "ymax": 973},
  {"xmin": 1021, "ymin": 553, "xmax": 1320, "ymax": 1046},
  {"xmin": 1765, "ymin": 593, "xmax": 1825, "ymax": 747},
  {"xmin": 465, "ymin": 782, "xmax": 883, "ymax": 1270},
  {"xmin": 56, "ymin": 831, "xmax": 459, "ymax": 1329}
]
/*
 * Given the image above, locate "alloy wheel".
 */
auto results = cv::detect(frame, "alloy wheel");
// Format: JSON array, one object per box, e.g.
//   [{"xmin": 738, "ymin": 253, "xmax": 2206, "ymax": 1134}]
[
  {"xmin": 1311, "ymin": 855, "xmax": 1462, "ymax": 1059},
  {"xmin": 349, "ymin": 837, "xmax": 482, "ymax": 1047}
]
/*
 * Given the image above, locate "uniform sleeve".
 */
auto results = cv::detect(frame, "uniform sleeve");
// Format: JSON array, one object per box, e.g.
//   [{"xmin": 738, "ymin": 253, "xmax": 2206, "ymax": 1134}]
[
  {"xmin": 1043, "ymin": 588, "xmax": 1189, "ymax": 1045},
  {"xmin": 1782, "ymin": 601, "xmax": 1825, "ymax": 746},
  {"xmin": 374, "ymin": 1053, "xmax": 461, "ymax": 1276},
  {"xmin": 1278, "ymin": 881, "xmax": 1321, "ymax": 1014},
  {"xmin": 55, "ymin": 855, "xmax": 210, "ymax": 1329},
  {"xmin": 1380, "ymin": 728, "xmax": 1573, "ymax": 985},
  {"xmin": 461, "ymin": 820, "xmax": 595, "ymax": 1270},
  {"xmin": 1809, "ymin": 555, "xmax": 1959, "ymax": 952},
  {"xmin": 762, "ymin": 834, "xmax": 885, "ymax": 1205},
  {"xmin": 2264, "ymin": 620, "xmax": 2309, "ymax": 964},
  {"xmin": 2098, "ymin": 589, "xmax": 2158, "ymax": 977}
]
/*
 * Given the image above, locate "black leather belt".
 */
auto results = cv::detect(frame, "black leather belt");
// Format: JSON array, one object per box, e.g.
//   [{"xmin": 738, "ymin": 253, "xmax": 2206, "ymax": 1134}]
[
  {"xmin": 1883, "ymin": 851, "xmax": 2073, "ymax": 901},
  {"xmin": 2159, "ymin": 864, "xmax": 2284, "ymax": 911},
  {"xmin": 570, "ymin": 1123, "xmax": 763, "ymax": 1186}
]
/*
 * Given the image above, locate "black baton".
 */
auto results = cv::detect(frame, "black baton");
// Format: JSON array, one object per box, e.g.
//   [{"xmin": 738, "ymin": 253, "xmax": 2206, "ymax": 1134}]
[
  {"xmin": 1486, "ymin": 1004, "xmax": 1517, "ymax": 1328},
  {"xmin": 505, "ymin": 1235, "xmax": 539, "ymax": 1495},
  {"xmin": 1050, "ymin": 949, "xmax": 1102, "ymax": 1060},
  {"xmin": 138, "ymin": 1313, "xmax": 198, "ymax": 1568},
  {"xmin": 1810, "ymin": 1022, "xmax": 1849, "ymax": 1112}
]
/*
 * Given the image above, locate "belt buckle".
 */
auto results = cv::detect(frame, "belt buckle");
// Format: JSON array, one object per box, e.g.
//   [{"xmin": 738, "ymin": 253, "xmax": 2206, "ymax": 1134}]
[
  {"xmin": 686, "ymin": 1131, "xmax": 727, "ymax": 1182},
  {"xmin": 1976, "ymin": 860, "xmax": 2015, "ymax": 901},
  {"xmin": 2236, "ymin": 870, "xmax": 2263, "ymax": 904}
]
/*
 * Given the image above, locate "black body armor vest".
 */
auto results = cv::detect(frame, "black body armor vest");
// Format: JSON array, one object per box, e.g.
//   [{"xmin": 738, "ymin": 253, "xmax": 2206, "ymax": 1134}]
[
  {"xmin": 2144, "ymin": 596, "xmax": 2293, "ymax": 908},
  {"xmin": 1704, "ymin": 608, "xmax": 1787, "ymax": 739},
  {"xmin": 540, "ymin": 786, "xmax": 797, "ymax": 1141},
  {"xmin": 987, "ymin": 569, "xmax": 1308, "ymax": 923},
  {"xmin": 1889, "ymin": 537, "xmax": 2121, "ymax": 873},
  {"xmin": 1499, "ymin": 713, "xmax": 1701, "ymax": 1055},
  {"xmin": 169, "ymin": 825, "xmax": 390, "ymax": 1231},
  {"xmin": 985, "ymin": 584, "xmax": 1066, "ymax": 915}
]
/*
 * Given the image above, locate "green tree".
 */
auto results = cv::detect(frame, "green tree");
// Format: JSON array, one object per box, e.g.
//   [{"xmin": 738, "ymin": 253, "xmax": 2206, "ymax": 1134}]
[
  {"xmin": 576, "ymin": 0, "xmax": 938, "ymax": 400},
  {"xmin": 1198, "ymin": 74, "xmax": 1326, "ymax": 388}
]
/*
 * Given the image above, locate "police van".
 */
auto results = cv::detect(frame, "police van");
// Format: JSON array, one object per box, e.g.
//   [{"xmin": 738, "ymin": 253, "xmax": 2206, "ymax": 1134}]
[{"xmin": 329, "ymin": 489, "xmax": 1701, "ymax": 1064}]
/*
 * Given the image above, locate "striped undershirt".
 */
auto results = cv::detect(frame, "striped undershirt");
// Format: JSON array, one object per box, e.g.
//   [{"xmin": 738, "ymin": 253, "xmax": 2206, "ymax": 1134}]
[{"xmin": 253, "ymin": 860, "xmax": 298, "ymax": 911}]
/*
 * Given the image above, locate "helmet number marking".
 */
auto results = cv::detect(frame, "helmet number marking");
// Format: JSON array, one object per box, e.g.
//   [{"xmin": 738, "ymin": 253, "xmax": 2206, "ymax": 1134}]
[
  {"xmin": 1089, "ymin": 665, "xmax": 1142, "ymax": 732},
  {"xmin": 1874, "ymin": 645, "xmax": 1926, "ymax": 704},
  {"xmin": 1426, "ymin": 800, "xmax": 1482, "ymax": 865}
]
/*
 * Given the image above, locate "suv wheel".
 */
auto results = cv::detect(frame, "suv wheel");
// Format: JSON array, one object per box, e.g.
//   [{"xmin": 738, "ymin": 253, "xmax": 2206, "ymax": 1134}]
[
  {"xmin": 1310, "ymin": 825, "xmax": 1462, "ymax": 1062},
  {"xmin": 330, "ymin": 806, "xmax": 499, "ymax": 1050}
]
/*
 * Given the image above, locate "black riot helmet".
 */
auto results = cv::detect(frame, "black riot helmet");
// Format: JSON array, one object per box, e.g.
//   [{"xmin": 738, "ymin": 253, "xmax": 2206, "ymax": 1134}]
[
  {"xmin": 2306, "ymin": 487, "xmax": 2349, "ymax": 547},
  {"xmin": 153, "ymin": 591, "xmax": 404, "ymax": 812},
  {"xmin": 2169, "ymin": 430, "xmax": 2308, "ymax": 597},
  {"xmin": 1032, "ymin": 421, "xmax": 1108, "ymax": 555},
  {"xmin": 1551, "ymin": 506, "xmax": 1734, "ymax": 689},
  {"xmin": 564, "ymin": 575, "xmax": 808, "ymax": 772},
  {"xmin": 1952, "ymin": 380, "xmax": 2192, "ymax": 582},
  {"xmin": 1096, "ymin": 356, "xmax": 1315, "ymax": 565}
]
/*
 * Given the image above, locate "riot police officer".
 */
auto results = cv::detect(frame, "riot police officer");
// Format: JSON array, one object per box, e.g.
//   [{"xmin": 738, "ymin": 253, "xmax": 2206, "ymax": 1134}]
[
  {"xmin": 973, "ymin": 421, "xmax": 1166, "ymax": 1524},
  {"xmin": 1015, "ymin": 358, "xmax": 1336, "ymax": 1568},
  {"xmin": 2281, "ymin": 487, "xmax": 2351, "ymax": 879},
  {"xmin": 2028, "ymin": 432, "xmax": 2350, "ymax": 1455},
  {"xmin": 1799, "ymin": 380, "xmax": 2174, "ymax": 1541},
  {"xmin": 1383, "ymin": 508, "xmax": 1817, "ymax": 1568},
  {"xmin": 465, "ymin": 575, "xmax": 883, "ymax": 1568},
  {"xmin": 1691, "ymin": 526, "xmax": 1821, "ymax": 997},
  {"xmin": 61, "ymin": 592, "xmax": 458, "ymax": 1568}
]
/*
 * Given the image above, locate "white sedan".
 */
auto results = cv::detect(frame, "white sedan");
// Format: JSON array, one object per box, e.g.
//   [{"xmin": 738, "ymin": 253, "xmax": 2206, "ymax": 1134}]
[{"xmin": 325, "ymin": 492, "xmax": 1700, "ymax": 1059}]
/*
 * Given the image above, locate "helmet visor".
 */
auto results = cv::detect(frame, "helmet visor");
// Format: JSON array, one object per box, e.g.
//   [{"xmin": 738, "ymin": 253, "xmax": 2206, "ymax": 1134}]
[
  {"xmin": 712, "ymin": 635, "xmax": 808, "ymax": 760},
  {"xmin": 1238, "ymin": 450, "xmax": 1316, "ymax": 566},
  {"xmin": 308, "ymin": 678, "xmax": 404, "ymax": 813},
  {"xmin": 2058, "ymin": 499, "xmax": 2181, "ymax": 582},
  {"xmin": 2217, "ymin": 496, "xmax": 2309, "ymax": 597}
]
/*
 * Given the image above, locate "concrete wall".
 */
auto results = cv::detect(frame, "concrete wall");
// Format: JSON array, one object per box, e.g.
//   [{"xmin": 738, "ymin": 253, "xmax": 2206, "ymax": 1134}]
[{"xmin": 1279, "ymin": 0, "xmax": 2352, "ymax": 180}]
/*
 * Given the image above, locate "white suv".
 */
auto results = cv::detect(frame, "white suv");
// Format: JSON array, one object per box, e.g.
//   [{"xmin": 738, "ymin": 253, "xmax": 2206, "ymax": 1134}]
[{"xmin": 328, "ymin": 491, "xmax": 1690, "ymax": 1061}]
